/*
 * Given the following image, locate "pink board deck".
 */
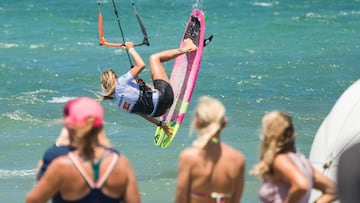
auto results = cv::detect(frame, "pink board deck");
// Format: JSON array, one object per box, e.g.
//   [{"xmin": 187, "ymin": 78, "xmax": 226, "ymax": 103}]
[{"xmin": 154, "ymin": 9, "xmax": 206, "ymax": 148}]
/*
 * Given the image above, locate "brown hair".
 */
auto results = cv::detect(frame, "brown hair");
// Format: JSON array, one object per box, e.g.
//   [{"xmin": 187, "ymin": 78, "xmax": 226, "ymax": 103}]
[
  {"xmin": 100, "ymin": 69, "xmax": 117, "ymax": 100},
  {"xmin": 77, "ymin": 126, "xmax": 103, "ymax": 160}
]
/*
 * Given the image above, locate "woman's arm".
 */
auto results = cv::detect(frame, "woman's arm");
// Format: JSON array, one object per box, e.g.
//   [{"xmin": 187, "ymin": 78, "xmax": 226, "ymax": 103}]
[
  {"xmin": 136, "ymin": 113, "xmax": 173, "ymax": 135},
  {"xmin": 231, "ymin": 155, "xmax": 245, "ymax": 203},
  {"xmin": 273, "ymin": 154, "xmax": 309, "ymax": 203},
  {"xmin": 121, "ymin": 156, "xmax": 141, "ymax": 203},
  {"xmin": 36, "ymin": 160, "xmax": 43, "ymax": 180},
  {"xmin": 123, "ymin": 42, "xmax": 146, "ymax": 79},
  {"xmin": 312, "ymin": 166, "xmax": 337, "ymax": 202},
  {"xmin": 175, "ymin": 149, "xmax": 192, "ymax": 203},
  {"xmin": 26, "ymin": 159, "xmax": 63, "ymax": 203}
]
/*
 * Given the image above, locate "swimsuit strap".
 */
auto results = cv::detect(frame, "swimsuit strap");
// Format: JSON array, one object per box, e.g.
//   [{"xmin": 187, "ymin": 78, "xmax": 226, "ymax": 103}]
[
  {"xmin": 91, "ymin": 151, "xmax": 109, "ymax": 181},
  {"xmin": 92, "ymin": 159, "xmax": 101, "ymax": 181},
  {"xmin": 95, "ymin": 153, "xmax": 119, "ymax": 188},
  {"xmin": 68, "ymin": 151, "xmax": 119, "ymax": 189},
  {"xmin": 68, "ymin": 152, "xmax": 95, "ymax": 188},
  {"xmin": 192, "ymin": 191, "xmax": 232, "ymax": 203}
]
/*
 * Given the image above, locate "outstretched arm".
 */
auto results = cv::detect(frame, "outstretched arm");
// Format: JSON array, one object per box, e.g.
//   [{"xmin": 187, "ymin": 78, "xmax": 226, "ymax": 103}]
[
  {"xmin": 136, "ymin": 113, "xmax": 172, "ymax": 136},
  {"xmin": 123, "ymin": 42, "xmax": 145, "ymax": 79}
]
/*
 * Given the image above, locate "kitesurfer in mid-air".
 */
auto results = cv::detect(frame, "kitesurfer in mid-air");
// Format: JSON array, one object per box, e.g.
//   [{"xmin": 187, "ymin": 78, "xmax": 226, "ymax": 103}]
[{"xmin": 100, "ymin": 39, "xmax": 197, "ymax": 135}]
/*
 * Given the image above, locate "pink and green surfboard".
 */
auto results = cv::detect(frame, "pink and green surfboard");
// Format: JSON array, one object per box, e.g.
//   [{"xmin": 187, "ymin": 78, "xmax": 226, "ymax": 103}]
[{"xmin": 154, "ymin": 9, "xmax": 206, "ymax": 148}]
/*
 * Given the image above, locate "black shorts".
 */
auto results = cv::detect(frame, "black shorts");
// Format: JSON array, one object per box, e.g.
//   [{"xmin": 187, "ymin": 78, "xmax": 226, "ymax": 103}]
[{"xmin": 153, "ymin": 79, "xmax": 174, "ymax": 117}]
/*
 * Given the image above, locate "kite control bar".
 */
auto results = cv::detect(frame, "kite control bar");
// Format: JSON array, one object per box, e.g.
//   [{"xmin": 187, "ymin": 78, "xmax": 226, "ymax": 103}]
[{"xmin": 97, "ymin": 1, "xmax": 149, "ymax": 48}]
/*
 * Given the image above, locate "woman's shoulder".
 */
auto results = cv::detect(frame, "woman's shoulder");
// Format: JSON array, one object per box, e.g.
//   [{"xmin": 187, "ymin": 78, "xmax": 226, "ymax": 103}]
[
  {"xmin": 272, "ymin": 153, "xmax": 309, "ymax": 180},
  {"xmin": 222, "ymin": 143, "xmax": 245, "ymax": 160},
  {"xmin": 180, "ymin": 146, "xmax": 198, "ymax": 155},
  {"xmin": 272, "ymin": 153, "xmax": 296, "ymax": 169},
  {"xmin": 45, "ymin": 154, "xmax": 74, "ymax": 175},
  {"xmin": 112, "ymin": 152, "xmax": 133, "ymax": 169},
  {"xmin": 179, "ymin": 147, "xmax": 201, "ymax": 161},
  {"xmin": 101, "ymin": 145, "xmax": 120, "ymax": 155}
]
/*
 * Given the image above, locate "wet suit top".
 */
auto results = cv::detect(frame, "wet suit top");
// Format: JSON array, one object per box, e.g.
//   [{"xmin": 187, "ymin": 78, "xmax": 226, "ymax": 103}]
[
  {"xmin": 114, "ymin": 71, "xmax": 174, "ymax": 117},
  {"xmin": 53, "ymin": 151, "xmax": 123, "ymax": 203}
]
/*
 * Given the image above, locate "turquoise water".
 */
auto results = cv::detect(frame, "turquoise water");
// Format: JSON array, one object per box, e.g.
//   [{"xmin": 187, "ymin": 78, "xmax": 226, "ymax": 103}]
[{"xmin": 1, "ymin": 0, "xmax": 359, "ymax": 202}]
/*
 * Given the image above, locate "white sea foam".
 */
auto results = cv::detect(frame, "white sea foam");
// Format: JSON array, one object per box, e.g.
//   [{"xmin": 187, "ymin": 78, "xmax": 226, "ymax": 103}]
[
  {"xmin": 2, "ymin": 110, "xmax": 42, "ymax": 123},
  {"xmin": 47, "ymin": 96, "xmax": 75, "ymax": 104},
  {"xmin": 114, "ymin": 49, "xmax": 124, "ymax": 54},
  {"xmin": 29, "ymin": 44, "xmax": 45, "ymax": 49},
  {"xmin": 0, "ymin": 169, "xmax": 36, "ymax": 178},
  {"xmin": 22, "ymin": 89, "xmax": 56, "ymax": 95},
  {"xmin": 0, "ymin": 43, "xmax": 19, "ymax": 48},
  {"xmin": 192, "ymin": 0, "xmax": 203, "ymax": 9},
  {"xmin": 252, "ymin": 1, "xmax": 278, "ymax": 7},
  {"xmin": 12, "ymin": 89, "xmax": 57, "ymax": 105},
  {"xmin": 77, "ymin": 41, "xmax": 95, "ymax": 46},
  {"xmin": 70, "ymin": 19, "xmax": 91, "ymax": 25}
]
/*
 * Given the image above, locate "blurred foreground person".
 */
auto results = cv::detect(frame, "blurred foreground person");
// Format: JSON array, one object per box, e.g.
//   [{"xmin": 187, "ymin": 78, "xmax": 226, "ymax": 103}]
[
  {"xmin": 175, "ymin": 96, "xmax": 245, "ymax": 203},
  {"xmin": 26, "ymin": 97, "xmax": 140, "ymax": 203},
  {"xmin": 251, "ymin": 110, "xmax": 337, "ymax": 203}
]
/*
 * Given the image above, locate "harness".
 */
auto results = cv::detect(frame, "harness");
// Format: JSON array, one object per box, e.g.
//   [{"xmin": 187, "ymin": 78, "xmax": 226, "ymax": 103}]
[
  {"xmin": 137, "ymin": 78, "xmax": 147, "ymax": 92},
  {"xmin": 131, "ymin": 78, "xmax": 155, "ymax": 115}
]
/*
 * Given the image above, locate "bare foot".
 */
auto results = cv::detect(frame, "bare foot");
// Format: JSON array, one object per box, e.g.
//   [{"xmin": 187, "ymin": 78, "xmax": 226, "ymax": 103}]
[{"xmin": 180, "ymin": 38, "xmax": 197, "ymax": 53}]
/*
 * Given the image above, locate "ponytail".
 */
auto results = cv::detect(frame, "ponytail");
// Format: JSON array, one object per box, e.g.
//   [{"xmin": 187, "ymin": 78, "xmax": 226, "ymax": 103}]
[{"xmin": 100, "ymin": 69, "xmax": 117, "ymax": 100}]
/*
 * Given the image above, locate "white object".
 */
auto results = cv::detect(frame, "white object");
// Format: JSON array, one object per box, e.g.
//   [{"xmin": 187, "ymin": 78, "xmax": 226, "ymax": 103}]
[{"xmin": 309, "ymin": 79, "xmax": 360, "ymax": 202}]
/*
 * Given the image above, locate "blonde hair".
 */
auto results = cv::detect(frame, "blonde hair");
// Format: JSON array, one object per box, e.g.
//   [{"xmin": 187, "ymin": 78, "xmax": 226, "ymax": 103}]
[
  {"xmin": 100, "ymin": 69, "xmax": 117, "ymax": 100},
  {"xmin": 250, "ymin": 110, "xmax": 295, "ymax": 177},
  {"xmin": 192, "ymin": 96, "xmax": 226, "ymax": 148}
]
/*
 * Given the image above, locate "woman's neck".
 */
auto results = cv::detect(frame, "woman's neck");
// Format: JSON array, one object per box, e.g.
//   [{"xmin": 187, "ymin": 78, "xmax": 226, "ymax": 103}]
[
  {"xmin": 77, "ymin": 142, "xmax": 102, "ymax": 161},
  {"xmin": 204, "ymin": 135, "xmax": 221, "ymax": 152}
]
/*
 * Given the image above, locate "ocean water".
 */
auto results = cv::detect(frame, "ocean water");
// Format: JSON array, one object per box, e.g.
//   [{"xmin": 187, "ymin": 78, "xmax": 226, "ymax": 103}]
[{"xmin": 0, "ymin": 0, "xmax": 359, "ymax": 202}]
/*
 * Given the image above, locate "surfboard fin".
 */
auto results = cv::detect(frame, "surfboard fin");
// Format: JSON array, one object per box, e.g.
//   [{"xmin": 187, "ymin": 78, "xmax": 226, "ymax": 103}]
[{"xmin": 203, "ymin": 35, "xmax": 213, "ymax": 47}]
